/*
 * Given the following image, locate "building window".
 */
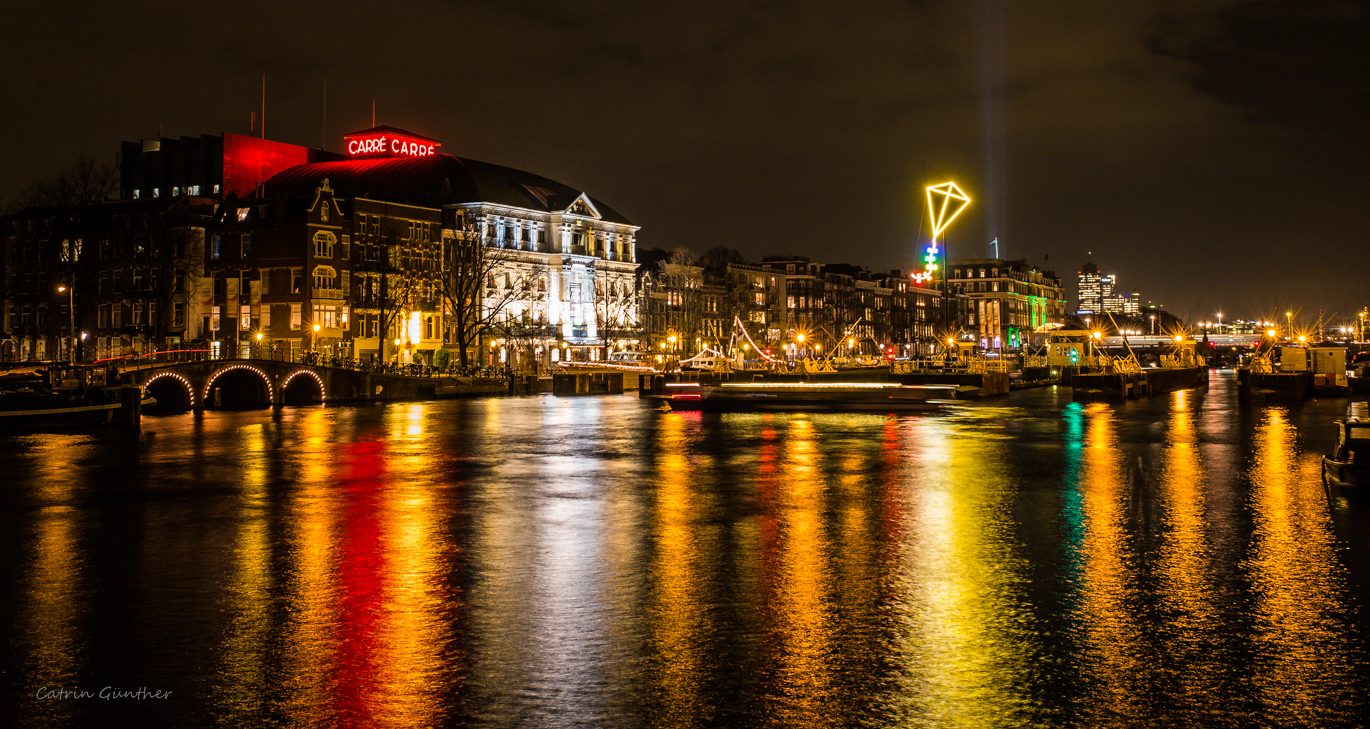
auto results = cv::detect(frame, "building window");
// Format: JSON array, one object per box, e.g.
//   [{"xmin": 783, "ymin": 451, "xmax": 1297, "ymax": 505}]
[
  {"xmin": 290, "ymin": 304, "xmax": 302, "ymax": 330},
  {"xmin": 261, "ymin": 305, "xmax": 271, "ymax": 329},
  {"xmin": 211, "ymin": 236, "xmax": 222, "ymax": 260},
  {"xmin": 260, "ymin": 269, "xmax": 271, "ymax": 295},
  {"xmin": 98, "ymin": 304, "xmax": 108, "ymax": 329},
  {"xmin": 133, "ymin": 304, "xmax": 143, "ymax": 326},
  {"xmin": 241, "ymin": 234, "xmax": 252, "ymax": 258},
  {"xmin": 240, "ymin": 305, "xmax": 251, "ymax": 329},
  {"xmin": 174, "ymin": 303, "xmax": 185, "ymax": 327},
  {"xmin": 292, "ymin": 269, "xmax": 302, "ymax": 294},
  {"xmin": 211, "ymin": 306, "xmax": 219, "ymax": 331},
  {"xmin": 313, "ymin": 231, "xmax": 335, "ymax": 258},
  {"xmin": 313, "ymin": 267, "xmax": 337, "ymax": 290}
]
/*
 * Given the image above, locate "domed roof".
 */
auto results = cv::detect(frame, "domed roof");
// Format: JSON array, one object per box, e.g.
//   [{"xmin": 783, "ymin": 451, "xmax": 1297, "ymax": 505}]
[{"xmin": 262, "ymin": 153, "xmax": 633, "ymax": 225}]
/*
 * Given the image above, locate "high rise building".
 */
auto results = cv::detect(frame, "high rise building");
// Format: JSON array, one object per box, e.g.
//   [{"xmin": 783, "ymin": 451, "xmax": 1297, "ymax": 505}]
[{"xmin": 1077, "ymin": 260, "xmax": 1101, "ymax": 315}]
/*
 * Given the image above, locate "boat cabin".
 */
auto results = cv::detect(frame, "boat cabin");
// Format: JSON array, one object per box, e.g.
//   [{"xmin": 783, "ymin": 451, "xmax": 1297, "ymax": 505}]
[{"xmin": 1333, "ymin": 419, "xmax": 1370, "ymax": 463}]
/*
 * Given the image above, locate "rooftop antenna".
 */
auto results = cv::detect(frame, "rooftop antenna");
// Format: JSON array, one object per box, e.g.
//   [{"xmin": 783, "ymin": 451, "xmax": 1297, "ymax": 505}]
[
  {"xmin": 322, "ymin": 74, "xmax": 328, "ymax": 150},
  {"xmin": 372, "ymin": 99, "xmax": 376, "ymax": 127},
  {"xmin": 261, "ymin": 73, "xmax": 266, "ymax": 139},
  {"xmin": 250, "ymin": 112, "xmax": 255, "ymax": 135}
]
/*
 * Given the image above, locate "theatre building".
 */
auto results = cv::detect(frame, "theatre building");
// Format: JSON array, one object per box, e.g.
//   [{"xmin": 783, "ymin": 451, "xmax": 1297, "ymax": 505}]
[{"xmin": 198, "ymin": 126, "xmax": 640, "ymax": 366}]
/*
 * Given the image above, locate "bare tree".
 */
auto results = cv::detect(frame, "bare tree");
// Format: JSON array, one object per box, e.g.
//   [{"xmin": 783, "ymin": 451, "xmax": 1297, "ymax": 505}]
[
  {"xmin": 649, "ymin": 248, "xmax": 708, "ymax": 355},
  {"xmin": 594, "ymin": 271, "xmax": 639, "ymax": 357},
  {"xmin": 7, "ymin": 155, "xmax": 118, "ymax": 212},
  {"xmin": 439, "ymin": 220, "xmax": 542, "ymax": 368}
]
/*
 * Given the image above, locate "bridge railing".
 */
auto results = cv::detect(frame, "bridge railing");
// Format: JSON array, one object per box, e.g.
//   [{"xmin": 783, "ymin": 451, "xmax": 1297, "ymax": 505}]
[{"xmin": 114, "ymin": 346, "xmax": 508, "ymax": 380}]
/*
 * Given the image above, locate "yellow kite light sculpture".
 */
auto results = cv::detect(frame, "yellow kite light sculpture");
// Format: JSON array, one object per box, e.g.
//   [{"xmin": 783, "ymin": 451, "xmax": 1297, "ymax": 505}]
[{"xmin": 913, "ymin": 182, "xmax": 971, "ymax": 285}]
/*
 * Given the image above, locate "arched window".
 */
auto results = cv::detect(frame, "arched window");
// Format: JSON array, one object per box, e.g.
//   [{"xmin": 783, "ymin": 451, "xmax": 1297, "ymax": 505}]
[{"xmin": 979, "ymin": 268, "xmax": 986, "ymax": 278}]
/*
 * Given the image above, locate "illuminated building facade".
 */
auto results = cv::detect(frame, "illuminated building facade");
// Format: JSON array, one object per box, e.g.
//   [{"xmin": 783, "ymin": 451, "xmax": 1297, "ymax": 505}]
[
  {"xmin": 949, "ymin": 258, "xmax": 1066, "ymax": 350},
  {"xmin": 1077, "ymin": 260, "xmax": 1102, "ymax": 315},
  {"xmin": 121, "ymin": 132, "xmax": 325, "ymax": 202},
  {"xmin": 213, "ymin": 126, "xmax": 641, "ymax": 367}
]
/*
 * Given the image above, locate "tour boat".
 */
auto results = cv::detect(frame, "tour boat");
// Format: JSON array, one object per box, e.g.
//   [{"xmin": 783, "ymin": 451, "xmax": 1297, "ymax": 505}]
[
  {"xmin": 664, "ymin": 381, "xmax": 960, "ymax": 413},
  {"xmin": 1323, "ymin": 418, "xmax": 1370, "ymax": 490}
]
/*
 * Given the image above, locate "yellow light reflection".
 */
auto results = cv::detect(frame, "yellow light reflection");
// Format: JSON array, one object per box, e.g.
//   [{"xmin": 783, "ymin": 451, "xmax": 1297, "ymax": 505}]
[
  {"xmin": 18, "ymin": 435, "xmax": 90, "ymax": 727},
  {"xmin": 214, "ymin": 422, "xmax": 273, "ymax": 721},
  {"xmin": 767, "ymin": 416, "xmax": 833, "ymax": 726},
  {"xmin": 1073, "ymin": 403, "xmax": 1148, "ymax": 720},
  {"xmin": 649, "ymin": 411, "xmax": 710, "ymax": 726},
  {"xmin": 885, "ymin": 410, "xmax": 1040, "ymax": 725},
  {"xmin": 1155, "ymin": 389, "xmax": 1221, "ymax": 703},
  {"xmin": 1246, "ymin": 407, "xmax": 1355, "ymax": 724}
]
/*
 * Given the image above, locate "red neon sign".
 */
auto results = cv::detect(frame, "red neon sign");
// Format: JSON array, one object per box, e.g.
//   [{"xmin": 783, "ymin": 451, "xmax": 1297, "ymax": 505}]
[{"xmin": 343, "ymin": 127, "xmax": 441, "ymax": 158}]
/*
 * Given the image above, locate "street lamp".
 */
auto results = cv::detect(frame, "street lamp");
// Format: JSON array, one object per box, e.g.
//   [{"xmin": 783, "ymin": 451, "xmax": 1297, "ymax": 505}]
[{"xmin": 1150, "ymin": 314, "xmax": 1156, "ymax": 335}]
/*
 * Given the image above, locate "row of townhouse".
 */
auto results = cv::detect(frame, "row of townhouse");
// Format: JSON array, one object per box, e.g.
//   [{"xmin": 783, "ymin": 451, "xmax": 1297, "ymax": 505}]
[{"xmin": 636, "ymin": 254, "xmax": 951, "ymax": 361}]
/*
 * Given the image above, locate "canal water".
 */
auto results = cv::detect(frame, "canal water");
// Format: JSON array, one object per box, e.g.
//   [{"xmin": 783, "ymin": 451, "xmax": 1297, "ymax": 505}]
[{"xmin": 1, "ymin": 372, "xmax": 1367, "ymax": 727}]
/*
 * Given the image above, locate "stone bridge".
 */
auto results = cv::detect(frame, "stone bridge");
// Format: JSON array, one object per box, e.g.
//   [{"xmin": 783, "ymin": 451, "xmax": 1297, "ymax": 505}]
[{"xmin": 120, "ymin": 359, "xmax": 502, "ymax": 409}]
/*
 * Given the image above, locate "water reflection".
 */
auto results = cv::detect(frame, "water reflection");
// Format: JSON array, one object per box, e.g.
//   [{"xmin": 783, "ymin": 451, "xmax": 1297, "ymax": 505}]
[
  {"xmin": 886, "ymin": 410, "xmax": 1042, "ymax": 727},
  {"xmin": 649, "ymin": 411, "xmax": 711, "ymax": 727},
  {"xmin": 762, "ymin": 416, "xmax": 835, "ymax": 727},
  {"xmin": 1154, "ymin": 389, "xmax": 1222, "ymax": 712},
  {"xmin": 2, "ymin": 387, "xmax": 1369, "ymax": 728},
  {"xmin": 213, "ymin": 423, "xmax": 272, "ymax": 723},
  {"xmin": 1069, "ymin": 403, "xmax": 1149, "ymax": 721},
  {"xmin": 16, "ymin": 436, "xmax": 91, "ymax": 728},
  {"xmin": 1247, "ymin": 407, "xmax": 1358, "ymax": 724}
]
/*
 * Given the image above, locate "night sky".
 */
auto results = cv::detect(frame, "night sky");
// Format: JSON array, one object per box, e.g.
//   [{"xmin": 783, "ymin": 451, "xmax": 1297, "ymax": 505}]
[{"xmin": 3, "ymin": 1, "xmax": 1367, "ymax": 324}]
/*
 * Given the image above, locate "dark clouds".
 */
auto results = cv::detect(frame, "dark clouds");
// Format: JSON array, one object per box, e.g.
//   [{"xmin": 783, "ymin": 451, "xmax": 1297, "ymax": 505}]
[{"xmin": 2, "ymin": 0, "xmax": 1367, "ymax": 322}]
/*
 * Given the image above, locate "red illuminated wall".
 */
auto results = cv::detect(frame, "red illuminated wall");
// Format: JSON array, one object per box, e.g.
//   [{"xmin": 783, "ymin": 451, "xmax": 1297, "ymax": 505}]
[{"xmin": 222, "ymin": 133, "xmax": 312, "ymax": 198}]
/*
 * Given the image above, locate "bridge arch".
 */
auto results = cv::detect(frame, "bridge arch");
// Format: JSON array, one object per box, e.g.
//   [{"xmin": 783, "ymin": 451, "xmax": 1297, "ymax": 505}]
[
  {"xmin": 204, "ymin": 364, "xmax": 275, "ymax": 408},
  {"xmin": 281, "ymin": 369, "xmax": 326, "ymax": 404},
  {"xmin": 144, "ymin": 371, "xmax": 197, "ymax": 410}
]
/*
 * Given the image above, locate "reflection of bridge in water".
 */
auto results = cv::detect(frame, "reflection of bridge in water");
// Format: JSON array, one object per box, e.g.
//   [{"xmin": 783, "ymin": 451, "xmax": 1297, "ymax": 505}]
[{"xmin": 121, "ymin": 359, "xmax": 504, "ymax": 409}]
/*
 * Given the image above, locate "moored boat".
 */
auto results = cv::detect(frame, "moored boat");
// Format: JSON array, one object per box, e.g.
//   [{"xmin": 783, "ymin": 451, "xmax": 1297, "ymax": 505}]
[
  {"xmin": 1322, "ymin": 417, "xmax": 1370, "ymax": 490},
  {"xmin": 664, "ymin": 381, "xmax": 961, "ymax": 413},
  {"xmin": 0, "ymin": 363, "xmax": 153, "ymax": 430}
]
